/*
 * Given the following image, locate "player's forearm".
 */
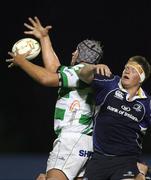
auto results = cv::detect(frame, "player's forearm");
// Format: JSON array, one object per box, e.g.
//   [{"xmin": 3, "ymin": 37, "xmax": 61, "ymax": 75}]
[
  {"xmin": 16, "ymin": 58, "xmax": 59, "ymax": 87},
  {"xmin": 40, "ymin": 35, "xmax": 61, "ymax": 72},
  {"xmin": 78, "ymin": 64, "xmax": 96, "ymax": 84}
]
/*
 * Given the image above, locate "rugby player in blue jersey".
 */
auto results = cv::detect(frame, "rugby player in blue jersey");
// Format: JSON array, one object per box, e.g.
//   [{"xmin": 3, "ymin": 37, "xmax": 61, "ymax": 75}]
[{"xmin": 78, "ymin": 55, "xmax": 151, "ymax": 180}]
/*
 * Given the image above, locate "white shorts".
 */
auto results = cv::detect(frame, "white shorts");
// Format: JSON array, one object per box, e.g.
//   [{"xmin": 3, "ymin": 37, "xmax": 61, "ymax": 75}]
[{"xmin": 46, "ymin": 132, "xmax": 93, "ymax": 180}]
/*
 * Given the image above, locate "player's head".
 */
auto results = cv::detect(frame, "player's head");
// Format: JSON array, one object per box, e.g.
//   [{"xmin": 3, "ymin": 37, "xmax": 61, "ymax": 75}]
[
  {"xmin": 121, "ymin": 55, "xmax": 151, "ymax": 89},
  {"xmin": 127, "ymin": 56, "xmax": 151, "ymax": 83},
  {"xmin": 71, "ymin": 39, "xmax": 103, "ymax": 65}
]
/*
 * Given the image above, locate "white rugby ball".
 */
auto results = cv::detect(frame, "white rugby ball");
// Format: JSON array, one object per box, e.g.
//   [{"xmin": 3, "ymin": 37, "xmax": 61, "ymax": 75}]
[{"xmin": 12, "ymin": 38, "xmax": 41, "ymax": 60}]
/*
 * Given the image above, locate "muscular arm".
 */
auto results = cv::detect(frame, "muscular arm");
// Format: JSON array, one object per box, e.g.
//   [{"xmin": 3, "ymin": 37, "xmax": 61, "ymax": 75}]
[
  {"xmin": 24, "ymin": 16, "xmax": 61, "ymax": 73},
  {"xmin": 7, "ymin": 52, "xmax": 59, "ymax": 87},
  {"xmin": 78, "ymin": 64, "xmax": 96, "ymax": 84},
  {"xmin": 39, "ymin": 34, "xmax": 60, "ymax": 72},
  {"xmin": 78, "ymin": 63, "xmax": 112, "ymax": 84}
]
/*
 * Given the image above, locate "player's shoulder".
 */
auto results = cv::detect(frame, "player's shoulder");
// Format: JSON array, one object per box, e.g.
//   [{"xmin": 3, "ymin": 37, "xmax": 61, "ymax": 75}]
[{"xmin": 94, "ymin": 74, "xmax": 120, "ymax": 82}]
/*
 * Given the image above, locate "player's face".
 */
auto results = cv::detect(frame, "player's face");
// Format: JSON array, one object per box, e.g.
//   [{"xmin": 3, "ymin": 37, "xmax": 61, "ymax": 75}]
[
  {"xmin": 121, "ymin": 63, "xmax": 141, "ymax": 89},
  {"xmin": 71, "ymin": 50, "xmax": 78, "ymax": 65}
]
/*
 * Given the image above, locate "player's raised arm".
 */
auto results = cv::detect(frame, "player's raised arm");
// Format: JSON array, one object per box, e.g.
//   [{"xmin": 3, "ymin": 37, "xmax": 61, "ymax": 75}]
[
  {"xmin": 24, "ymin": 16, "xmax": 60, "ymax": 72},
  {"xmin": 78, "ymin": 63, "xmax": 111, "ymax": 84},
  {"xmin": 78, "ymin": 64, "xmax": 96, "ymax": 84},
  {"xmin": 6, "ymin": 51, "xmax": 59, "ymax": 87}
]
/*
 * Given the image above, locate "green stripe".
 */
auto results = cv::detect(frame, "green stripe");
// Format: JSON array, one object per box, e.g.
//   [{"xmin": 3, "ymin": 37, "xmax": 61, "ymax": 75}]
[
  {"xmin": 82, "ymin": 128, "xmax": 93, "ymax": 135},
  {"xmin": 55, "ymin": 128, "xmax": 62, "ymax": 136},
  {"xmin": 61, "ymin": 71, "xmax": 68, "ymax": 87},
  {"xmin": 79, "ymin": 115, "xmax": 92, "ymax": 125},
  {"xmin": 58, "ymin": 66, "xmax": 66, "ymax": 73},
  {"xmin": 54, "ymin": 107, "xmax": 65, "ymax": 120},
  {"xmin": 58, "ymin": 66, "xmax": 68, "ymax": 87}
]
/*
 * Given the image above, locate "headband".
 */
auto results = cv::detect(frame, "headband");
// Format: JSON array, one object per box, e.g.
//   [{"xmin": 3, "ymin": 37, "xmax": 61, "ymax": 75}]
[{"xmin": 128, "ymin": 62, "xmax": 145, "ymax": 82}]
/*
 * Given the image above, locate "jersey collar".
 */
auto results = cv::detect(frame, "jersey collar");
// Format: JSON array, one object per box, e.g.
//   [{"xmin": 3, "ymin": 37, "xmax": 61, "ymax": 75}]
[{"xmin": 118, "ymin": 80, "xmax": 147, "ymax": 101}]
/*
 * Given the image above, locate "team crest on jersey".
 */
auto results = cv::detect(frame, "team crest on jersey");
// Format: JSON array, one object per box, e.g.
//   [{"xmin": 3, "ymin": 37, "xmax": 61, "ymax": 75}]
[
  {"xmin": 114, "ymin": 90, "xmax": 124, "ymax": 100},
  {"xmin": 133, "ymin": 103, "xmax": 142, "ymax": 112}
]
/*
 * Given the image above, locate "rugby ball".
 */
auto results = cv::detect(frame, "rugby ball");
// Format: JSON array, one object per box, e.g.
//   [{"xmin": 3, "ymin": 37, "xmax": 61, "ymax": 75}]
[{"xmin": 12, "ymin": 38, "xmax": 41, "ymax": 60}]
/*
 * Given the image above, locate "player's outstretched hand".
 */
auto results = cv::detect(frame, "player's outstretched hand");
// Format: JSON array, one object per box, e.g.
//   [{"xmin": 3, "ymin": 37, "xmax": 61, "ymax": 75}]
[
  {"xmin": 24, "ymin": 16, "xmax": 52, "ymax": 40},
  {"xmin": 6, "ymin": 50, "xmax": 30, "ymax": 68}
]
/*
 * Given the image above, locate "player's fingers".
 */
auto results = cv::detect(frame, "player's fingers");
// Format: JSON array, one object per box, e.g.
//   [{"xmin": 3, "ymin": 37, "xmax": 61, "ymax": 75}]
[
  {"xmin": 6, "ymin": 58, "xmax": 14, "ymax": 62},
  {"xmin": 96, "ymin": 66, "xmax": 104, "ymax": 75},
  {"xmin": 96, "ymin": 66, "xmax": 100, "ymax": 74},
  {"xmin": 28, "ymin": 17, "xmax": 37, "ymax": 27},
  {"xmin": 8, "ymin": 51, "xmax": 15, "ymax": 57},
  {"xmin": 45, "ymin": 26, "xmax": 52, "ymax": 31},
  {"xmin": 24, "ymin": 23, "xmax": 34, "ymax": 30},
  {"xmin": 8, "ymin": 63, "xmax": 15, "ymax": 68},
  {"xmin": 104, "ymin": 67, "xmax": 112, "ymax": 77},
  {"xmin": 24, "ymin": 31, "xmax": 33, "ymax": 35},
  {"xmin": 34, "ymin": 16, "xmax": 42, "ymax": 26}
]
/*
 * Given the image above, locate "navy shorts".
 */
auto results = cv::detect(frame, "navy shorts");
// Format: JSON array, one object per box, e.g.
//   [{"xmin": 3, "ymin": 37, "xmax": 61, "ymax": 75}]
[{"xmin": 83, "ymin": 151, "xmax": 140, "ymax": 180}]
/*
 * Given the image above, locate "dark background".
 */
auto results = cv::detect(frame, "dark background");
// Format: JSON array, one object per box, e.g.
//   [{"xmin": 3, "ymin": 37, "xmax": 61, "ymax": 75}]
[{"xmin": 0, "ymin": 0, "xmax": 151, "ymax": 156}]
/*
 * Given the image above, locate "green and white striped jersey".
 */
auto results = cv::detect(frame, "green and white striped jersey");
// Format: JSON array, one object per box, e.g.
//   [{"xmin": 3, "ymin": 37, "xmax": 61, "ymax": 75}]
[{"xmin": 54, "ymin": 64, "xmax": 94, "ymax": 136}]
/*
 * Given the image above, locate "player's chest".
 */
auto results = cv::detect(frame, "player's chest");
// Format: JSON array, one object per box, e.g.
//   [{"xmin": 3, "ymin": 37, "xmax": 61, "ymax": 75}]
[{"xmin": 103, "ymin": 90, "xmax": 145, "ymax": 122}]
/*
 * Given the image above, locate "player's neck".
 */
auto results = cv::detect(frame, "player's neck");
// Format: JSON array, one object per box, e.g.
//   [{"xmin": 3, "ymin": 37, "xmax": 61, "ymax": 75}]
[{"xmin": 126, "ymin": 86, "xmax": 140, "ymax": 101}]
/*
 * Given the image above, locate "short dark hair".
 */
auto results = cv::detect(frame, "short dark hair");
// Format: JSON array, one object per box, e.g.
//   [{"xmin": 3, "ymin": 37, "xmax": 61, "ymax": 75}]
[{"xmin": 128, "ymin": 55, "xmax": 151, "ymax": 80}]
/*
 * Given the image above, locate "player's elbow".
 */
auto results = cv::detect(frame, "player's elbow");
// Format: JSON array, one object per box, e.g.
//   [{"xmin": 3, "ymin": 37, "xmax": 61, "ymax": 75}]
[
  {"xmin": 78, "ymin": 65, "xmax": 95, "ymax": 84},
  {"xmin": 78, "ymin": 72, "xmax": 93, "ymax": 84},
  {"xmin": 39, "ymin": 73, "xmax": 59, "ymax": 87}
]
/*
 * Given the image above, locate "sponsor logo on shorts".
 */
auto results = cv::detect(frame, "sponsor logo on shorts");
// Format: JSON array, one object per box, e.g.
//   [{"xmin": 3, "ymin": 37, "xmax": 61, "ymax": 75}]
[
  {"xmin": 121, "ymin": 105, "xmax": 131, "ymax": 111},
  {"xmin": 79, "ymin": 150, "xmax": 93, "ymax": 157}
]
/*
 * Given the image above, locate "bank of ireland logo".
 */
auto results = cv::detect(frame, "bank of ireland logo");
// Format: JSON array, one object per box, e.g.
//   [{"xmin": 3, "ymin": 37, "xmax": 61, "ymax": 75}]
[{"xmin": 114, "ymin": 90, "xmax": 124, "ymax": 100}]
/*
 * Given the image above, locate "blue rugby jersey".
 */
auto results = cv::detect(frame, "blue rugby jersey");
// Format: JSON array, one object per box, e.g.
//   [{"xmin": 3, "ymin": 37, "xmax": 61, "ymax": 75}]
[{"xmin": 92, "ymin": 74, "xmax": 151, "ymax": 156}]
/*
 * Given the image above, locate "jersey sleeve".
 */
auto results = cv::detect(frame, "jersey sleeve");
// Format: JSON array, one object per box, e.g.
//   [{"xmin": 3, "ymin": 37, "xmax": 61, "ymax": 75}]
[
  {"xmin": 139, "ymin": 98, "xmax": 151, "ymax": 133},
  {"xmin": 57, "ymin": 64, "xmax": 85, "ymax": 88},
  {"xmin": 91, "ymin": 73, "xmax": 116, "ymax": 94},
  {"xmin": 91, "ymin": 74, "xmax": 119, "ymax": 105}
]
